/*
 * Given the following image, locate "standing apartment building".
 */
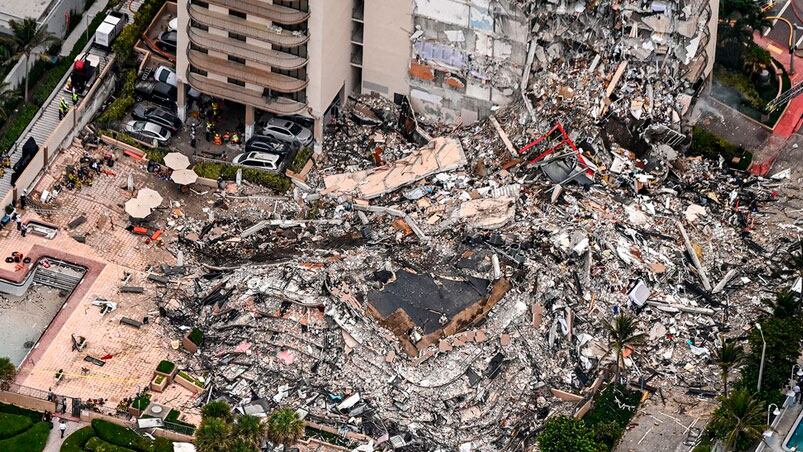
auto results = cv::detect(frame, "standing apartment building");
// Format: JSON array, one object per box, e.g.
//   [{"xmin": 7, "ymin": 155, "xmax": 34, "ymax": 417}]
[{"xmin": 174, "ymin": 0, "xmax": 531, "ymax": 143}]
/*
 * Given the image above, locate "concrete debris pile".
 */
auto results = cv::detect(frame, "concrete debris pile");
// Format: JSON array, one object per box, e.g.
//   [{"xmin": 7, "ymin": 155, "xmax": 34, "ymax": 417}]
[
  {"xmin": 158, "ymin": 99, "xmax": 799, "ymax": 450},
  {"xmin": 514, "ymin": 0, "xmax": 712, "ymax": 152}
]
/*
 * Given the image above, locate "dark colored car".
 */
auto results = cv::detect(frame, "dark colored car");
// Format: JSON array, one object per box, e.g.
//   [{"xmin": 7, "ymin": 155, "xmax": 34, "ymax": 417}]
[
  {"xmin": 134, "ymin": 81, "xmax": 177, "ymax": 108},
  {"xmin": 245, "ymin": 135, "xmax": 296, "ymax": 156},
  {"xmin": 132, "ymin": 104, "xmax": 182, "ymax": 132},
  {"xmin": 157, "ymin": 30, "xmax": 177, "ymax": 53}
]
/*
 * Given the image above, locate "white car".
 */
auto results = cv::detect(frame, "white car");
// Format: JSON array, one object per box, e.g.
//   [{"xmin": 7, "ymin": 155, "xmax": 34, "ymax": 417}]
[
  {"xmin": 153, "ymin": 65, "xmax": 200, "ymax": 98},
  {"xmin": 232, "ymin": 151, "xmax": 283, "ymax": 173},
  {"xmin": 259, "ymin": 117, "xmax": 313, "ymax": 146},
  {"xmin": 167, "ymin": 17, "xmax": 178, "ymax": 32},
  {"xmin": 124, "ymin": 120, "xmax": 172, "ymax": 145}
]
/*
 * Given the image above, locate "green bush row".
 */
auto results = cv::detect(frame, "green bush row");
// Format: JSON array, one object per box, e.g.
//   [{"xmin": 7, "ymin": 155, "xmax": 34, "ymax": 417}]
[
  {"xmin": 112, "ymin": 0, "xmax": 166, "ymax": 64},
  {"xmin": 0, "ymin": 402, "xmax": 43, "ymax": 424},
  {"xmin": 100, "ymin": 129, "xmax": 168, "ymax": 163},
  {"xmin": 84, "ymin": 436, "xmax": 136, "ymax": 452},
  {"xmin": 193, "ymin": 161, "xmax": 291, "ymax": 192},
  {"xmin": 60, "ymin": 426, "xmax": 95, "ymax": 452},
  {"xmin": 95, "ymin": 70, "xmax": 137, "ymax": 127},
  {"xmin": 0, "ymin": 421, "xmax": 49, "ymax": 452},
  {"xmin": 0, "ymin": 413, "xmax": 33, "ymax": 440},
  {"xmin": 90, "ymin": 419, "xmax": 171, "ymax": 452}
]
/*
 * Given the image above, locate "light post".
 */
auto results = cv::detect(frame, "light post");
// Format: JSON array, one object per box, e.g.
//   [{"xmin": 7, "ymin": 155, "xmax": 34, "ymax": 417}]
[
  {"xmin": 757, "ymin": 323, "xmax": 766, "ymax": 392},
  {"xmin": 768, "ymin": 403, "xmax": 781, "ymax": 425}
]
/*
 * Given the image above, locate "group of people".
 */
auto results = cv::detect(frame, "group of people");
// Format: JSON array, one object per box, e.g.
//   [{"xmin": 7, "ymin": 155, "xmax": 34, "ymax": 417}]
[
  {"xmin": 41, "ymin": 411, "xmax": 69, "ymax": 438},
  {"xmin": 58, "ymin": 88, "xmax": 80, "ymax": 120},
  {"xmin": 191, "ymin": 100, "xmax": 242, "ymax": 149}
]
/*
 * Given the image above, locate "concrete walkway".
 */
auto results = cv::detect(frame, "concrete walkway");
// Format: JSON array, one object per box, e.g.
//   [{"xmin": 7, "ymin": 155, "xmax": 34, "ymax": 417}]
[
  {"xmin": 43, "ymin": 418, "xmax": 88, "ymax": 452},
  {"xmin": 59, "ymin": 0, "xmax": 110, "ymax": 58}
]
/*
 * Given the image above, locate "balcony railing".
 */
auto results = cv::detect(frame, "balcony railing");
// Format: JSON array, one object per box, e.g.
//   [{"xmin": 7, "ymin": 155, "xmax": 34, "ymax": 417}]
[
  {"xmin": 187, "ymin": 72, "xmax": 307, "ymax": 115},
  {"xmin": 188, "ymin": 28, "xmax": 307, "ymax": 70},
  {"xmin": 188, "ymin": 4, "xmax": 309, "ymax": 47},
  {"xmin": 205, "ymin": 0, "xmax": 310, "ymax": 25},
  {"xmin": 187, "ymin": 50, "xmax": 307, "ymax": 93}
]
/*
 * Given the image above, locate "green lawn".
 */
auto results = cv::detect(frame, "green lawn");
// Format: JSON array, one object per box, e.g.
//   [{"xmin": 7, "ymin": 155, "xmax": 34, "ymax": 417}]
[
  {"xmin": 0, "ymin": 404, "xmax": 50, "ymax": 452},
  {"xmin": 61, "ymin": 419, "xmax": 172, "ymax": 452}
]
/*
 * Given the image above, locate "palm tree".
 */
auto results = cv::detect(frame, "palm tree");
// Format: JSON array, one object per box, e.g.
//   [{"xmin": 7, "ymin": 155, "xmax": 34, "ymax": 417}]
[
  {"xmin": 266, "ymin": 407, "xmax": 304, "ymax": 450},
  {"xmin": 201, "ymin": 400, "xmax": 233, "ymax": 422},
  {"xmin": 233, "ymin": 414, "xmax": 266, "ymax": 450},
  {"xmin": 605, "ymin": 313, "xmax": 645, "ymax": 384},
  {"xmin": 712, "ymin": 338, "xmax": 746, "ymax": 397},
  {"xmin": 0, "ymin": 81, "xmax": 19, "ymax": 120},
  {"xmin": 719, "ymin": 388, "xmax": 767, "ymax": 451},
  {"xmin": 0, "ymin": 357, "xmax": 16, "ymax": 390},
  {"xmin": 195, "ymin": 417, "xmax": 232, "ymax": 452},
  {"xmin": 0, "ymin": 18, "xmax": 60, "ymax": 102}
]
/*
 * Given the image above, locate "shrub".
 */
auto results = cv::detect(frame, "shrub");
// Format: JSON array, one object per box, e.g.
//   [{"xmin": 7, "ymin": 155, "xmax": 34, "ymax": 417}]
[
  {"xmin": 177, "ymin": 371, "xmax": 204, "ymax": 388},
  {"xmin": 84, "ymin": 436, "xmax": 136, "ymax": 452},
  {"xmin": 0, "ymin": 413, "xmax": 33, "ymax": 440},
  {"xmin": 289, "ymin": 147, "xmax": 313, "ymax": 173},
  {"xmin": 583, "ymin": 384, "xmax": 641, "ymax": 450},
  {"xmin": 537, "ymin": 416, "xmax": 603, "ymax": 452},
  {"xmin": 188, "ymin": 328, "xmax": 203, "ymax": 346},
  {"xmin": 193, "ymin": 162, "xmax": 291, "ymax": 193},
  {"xmin": 0, "ymin": 402, "xmax": 43, "ymax": 424},
  {"xmin": 0, "ymin": 421, "xmax": 50, "ymax": 452},
  {"xmin": 95, "ymin": 70, "xmax": 136, "ymax": 126},
  {"xmin": 155, "ymin": 360, "xmax": 175, "ymax": 374},
  {"xmin": 91, "ymin": 420, "xmax": 150, "ymax": 452},
  {"xmin": 113, "ymin": 0, "xmax": 166, "ymax": 64},
  {"xmin": 61, "ymin": 426, "xmax": 95, "ymax": 452},
  {"xmin": 129, "ymin": 393, "xmax": 150, "ymax": 411}
]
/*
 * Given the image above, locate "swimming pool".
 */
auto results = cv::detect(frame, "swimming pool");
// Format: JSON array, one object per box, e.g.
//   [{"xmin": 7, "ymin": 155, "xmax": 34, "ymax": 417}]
[{"xmin": 784, "ymin": 405, "xmax": 803, "ymax": 451}]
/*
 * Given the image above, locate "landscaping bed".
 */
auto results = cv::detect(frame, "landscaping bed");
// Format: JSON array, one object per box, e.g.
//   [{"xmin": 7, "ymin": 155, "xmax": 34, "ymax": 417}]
[
  {"xmin": 61, "ymin": 419, "xmax": 172, "ymax": 452},
  {"xmin": 0, "ymin": 403, "xmax": 49, "ymax": 452}
]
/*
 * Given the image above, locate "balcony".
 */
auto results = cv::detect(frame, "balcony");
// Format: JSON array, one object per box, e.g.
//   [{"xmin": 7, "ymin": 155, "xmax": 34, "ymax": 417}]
[
  {"xmin": 188, "ymin": 4, "xmax": 309, "ymax": 47},
  {"xmin": 188, "ymin": 29, "xmax": 307, "ymax": 70},
  {"xmin": 187, "ymin": 72, "xmax": 307, "ymax": 115},
  {"xmin": 205, "ymin": 0, "xmax": 310, "ymax": 25},
  {"xmin": 187, "ymin": 50, "xmax": 307, "ymax": 93}
]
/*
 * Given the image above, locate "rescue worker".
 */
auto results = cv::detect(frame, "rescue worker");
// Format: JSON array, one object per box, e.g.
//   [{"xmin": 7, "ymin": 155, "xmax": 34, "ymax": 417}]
[
  {"xmin": 205, "ymin": 121, "xmax": 213, "ymax": 142},
  {"xmin": 211, "ymin": 101, "xmax": 219, "ymax": 118},
  {"xmin": 222, "ymin": 131, "xmax": 230, "ymax": 143},
  {"xmin": 190, "ymin": 128, "xmax": 197, "ymax": 148},
  {"xmin": 59, "ymin": 97, "xmax": 69, "ymax": 120},
  {"xmin": 213, "ymin": 132, "xmax": 222, "ymax": 145},
  {"xmin": 231, "ymin": 132, "xmax": 240, "ymax": 144},
  {"xmin": 71, "ymin": 87, "xmax": 79, "ymax": 105}
]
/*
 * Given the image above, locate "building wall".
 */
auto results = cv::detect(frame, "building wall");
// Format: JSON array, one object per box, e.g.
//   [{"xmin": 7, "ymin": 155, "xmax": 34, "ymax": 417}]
[
  {"xmin": 175, "ymin": 0, "xmax": 189, "ymax": 87},
  {"xmin": 306, "ymin": 0, "xmax": 353, "ymax": 121},
  {"xmin": 408, "ymin": 0, "xmax": 528, "ymax": 125},
  {"xmin": 361, "ymin": 0, "xmax": 413, "ymax": 100}
]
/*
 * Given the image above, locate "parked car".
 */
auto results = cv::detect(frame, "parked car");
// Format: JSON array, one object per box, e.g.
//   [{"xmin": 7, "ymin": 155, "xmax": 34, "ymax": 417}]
[
  {"xmin": 232, "ymin": 151, "xmax": 285, "ymax": 173},
  {"xmin": 244, "ymin": 135, "xmax": 295, "ymax": 156},
  {"xmin": 132, "ymin": 104, "xmax": 182, "ymax": 132},
  {"xmin": 153, "ymin": 65, "xmax": 201, "ymax": 98},
  {"xmin": 124, "ymin": 120, "xmax": 172, "ymax": 146},
  {"xmin": 167, "ymin": 17, "xmax": 178, "ymax": 32},
  {"xmin": 157, "ymin": 30, "xmax": 177, "ymax": 53},
  {"xmin": 134, "ymin": 81, "xmax": 176, "ymax": 108},
  {"xmin": 258, "ymin": 117, "xmax": 313, "ymax": 146}
]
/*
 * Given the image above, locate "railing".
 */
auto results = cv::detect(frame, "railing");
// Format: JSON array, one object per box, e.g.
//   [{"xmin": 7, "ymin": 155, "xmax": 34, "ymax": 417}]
[
  {"xmin": 186, "ymin": 72, "xmax": 308, "ymax": 115},
  {"xmin": 187, "ymin": 28, "xmax": 307, "ymax": 70},
  {"xmin": 204, "ymin": 0, "xmax": 310, "ymax": 24},
  {"xmin": 187, "ymin": 4, "xmax": 309, "ymax": 47},
  {"xmin": 187, "ymin": 50, "xmax": 307, "ymax": 93}
]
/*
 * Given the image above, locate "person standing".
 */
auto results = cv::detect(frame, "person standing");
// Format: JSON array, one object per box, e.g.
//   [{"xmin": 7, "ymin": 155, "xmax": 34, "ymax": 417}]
[
  {"xmin": 59, "ymin": 97, "xmax": 68, "ymax": 120},
  {"xmin": 20, "ymin": 189, "xmax": 28, "ymax": 209},
  {"xmin": 205, "ymin": 121, "xmax": 212, "ymax": 142},
  {"xmin": 71, "ymin": 87, "xmax": 79, "ymax": 105},
  {"xmin": 59, "ymin": 419, "xmax": 67, "ymax": 438},
  {"xmin": 794, "ymin": 383, "xmax": 801, "ymax": 404},
  {"xmin": 20, "ymin": 223, "xmax": 28, "ymax": 237},
  {"xmin": 190, "ymin": 128, "xmax": 196, "ymax": 148},
  {"xmin": 14, "ymin": 216, "xmax": 21, "ymax": 231}
]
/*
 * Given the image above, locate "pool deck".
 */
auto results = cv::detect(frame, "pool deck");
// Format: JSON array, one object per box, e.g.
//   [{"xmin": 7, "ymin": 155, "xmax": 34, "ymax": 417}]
[{"xmin": 759, "ymin": 395, "xmax": 803, "ymax": 451}]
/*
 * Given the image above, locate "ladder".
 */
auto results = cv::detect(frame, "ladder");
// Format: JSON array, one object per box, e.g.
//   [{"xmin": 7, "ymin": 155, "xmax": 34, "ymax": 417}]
[{"xmin": 767, "ymin": 80, "xmax": 803, "ymax": 113}]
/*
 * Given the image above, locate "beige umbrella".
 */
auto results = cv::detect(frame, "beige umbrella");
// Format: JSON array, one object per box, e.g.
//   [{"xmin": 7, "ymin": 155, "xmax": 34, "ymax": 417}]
[
  {"xmin": 124, "ymin": 198, "xmax": 152, "ymax": 219},
  {"xmin": 171, "ymin": 168, "xmax": 198, "ymax": 185},
  {"xmin": 137, "ymin": 187, "xmax": 163, "ymax": 208},
  {"xmin": 163, "ymin": 152, "xmax": 191, "ymax": 170}
]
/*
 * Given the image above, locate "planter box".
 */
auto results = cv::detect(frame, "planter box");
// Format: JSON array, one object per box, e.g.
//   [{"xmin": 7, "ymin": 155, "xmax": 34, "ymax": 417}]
[
  {"xmin": 181, "ymin": 335, "xmax": 198, "ymax": 354},
  {"xmin": 128, "ymin": 405, "xmax": 144, "ymax": 417},
  {"xmin": 154, "ymin": 360, "xmax": 178, "ymax": 382},
  {"xmin": 150, "ymin": 375, "xmax": 169, "ymax": 393},
  {"xmin": 175, "ymin": 372, "xmax": 204, "ymax": 394}
]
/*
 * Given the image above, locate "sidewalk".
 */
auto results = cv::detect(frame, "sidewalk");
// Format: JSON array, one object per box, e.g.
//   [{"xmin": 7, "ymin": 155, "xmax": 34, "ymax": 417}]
[
  {"xmin": 43, "ymin": 418, "xmax": 87, "ymax": 452},
  {"xmin": 752, "ymin": 32, "xmax": 803, "ymax": 137}
]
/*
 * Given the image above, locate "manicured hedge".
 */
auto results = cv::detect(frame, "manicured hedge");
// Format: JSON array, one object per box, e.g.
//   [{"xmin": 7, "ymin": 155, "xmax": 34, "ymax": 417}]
[
  {"xmin": 193, "ymin": 161, "xmax": 291, "ymax": 193},
  {"xmin": 84, "ymin": 436, "xmax": 136, "ymax": 452},
  {"xmin": 0, "ymin": 402, "xmax": 42, "ymax": 424},
  {"xmin": 0, "ymin": 421, "xmax": 49, "ymax": 452},
  {"xmin": 0, "ymin": 413, "xmax": 33, "ymax": 440},
  {"xmin": 113, "ymin": 0, "xmax": 166, "ymax": 64},
  {"xmin": 61, "ymin": 426, "xmax": 95, "ymax": 452}
]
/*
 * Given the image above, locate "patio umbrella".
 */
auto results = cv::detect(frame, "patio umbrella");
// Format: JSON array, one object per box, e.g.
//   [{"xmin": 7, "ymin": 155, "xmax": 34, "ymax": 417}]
[
  {"xmin": 171, "ymin": 168, "xmax": 198, "ymax": 185},
  {"xmin": 124, "ymin": 198, "xmax": 152, "ymax": 219},
  {"xmin": 137, "ymin": 187, "xmax": 163, "ymax": 208},
  {"xmin": 163, "ymin": 152, "xmax": 191, "ymax": 170}
]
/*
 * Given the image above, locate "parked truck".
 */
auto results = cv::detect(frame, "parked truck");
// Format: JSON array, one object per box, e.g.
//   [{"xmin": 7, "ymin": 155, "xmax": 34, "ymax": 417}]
[
  {"xmin": 64, "ymin": 54, "xmax": 101, "ymax": 95},
  {"xmin": 94, "ymin": 11, "xmax": 127, "ymax": 49}
]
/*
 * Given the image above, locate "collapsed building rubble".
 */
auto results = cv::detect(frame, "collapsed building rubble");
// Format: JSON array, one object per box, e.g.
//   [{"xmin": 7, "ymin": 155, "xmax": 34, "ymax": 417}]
[{"xmin": 151, "ymin": 91, "xmax": 801, "ymax": 450}]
